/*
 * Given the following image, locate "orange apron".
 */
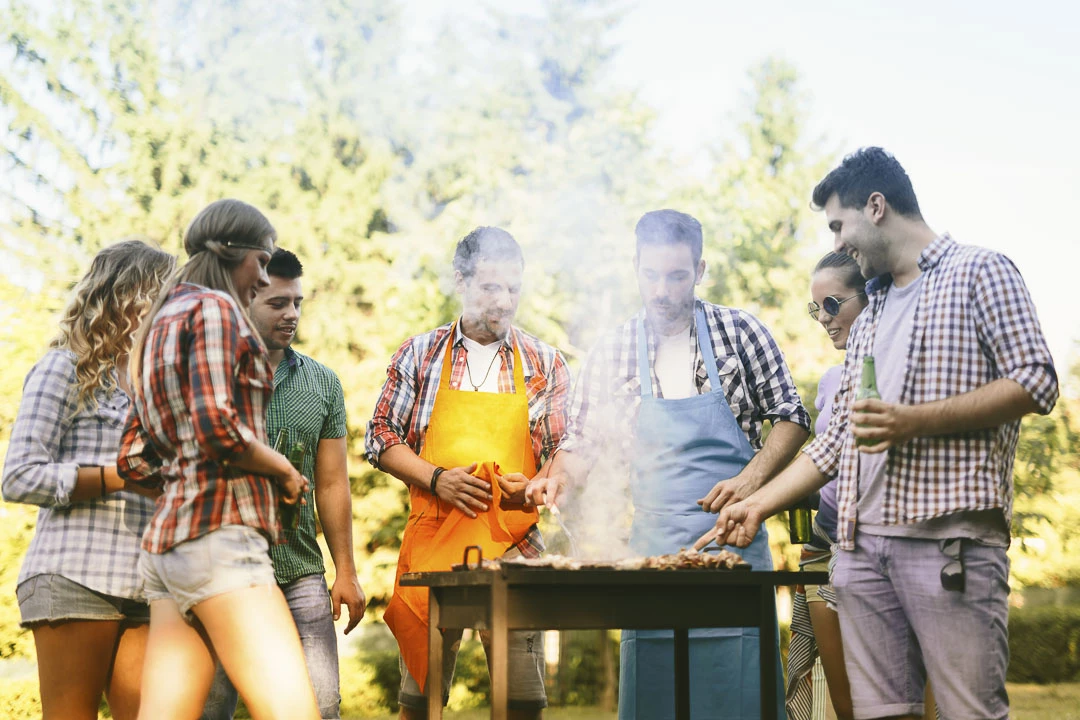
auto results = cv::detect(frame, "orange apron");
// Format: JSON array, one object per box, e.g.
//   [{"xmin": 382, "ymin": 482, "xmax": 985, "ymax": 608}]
[{"xmin": 384, "ymin": 326, "xmax": 539, "ymax": 692}]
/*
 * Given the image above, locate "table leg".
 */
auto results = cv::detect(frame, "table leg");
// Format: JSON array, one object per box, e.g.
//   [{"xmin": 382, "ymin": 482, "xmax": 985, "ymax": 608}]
[
  {"xmin": 428, "ymin": 589, "xmax": 443, "ymax": 720},
  {"xmin": 760, "ymin": 586, "xmax": 778, "ymax": 720},
  {"xmin": 490, "ymin": 579, "xmax": 509, "ymax": 720},
  {"xmin": 673, "ymin": 628, "xmax": 690, "ymax": 720}
]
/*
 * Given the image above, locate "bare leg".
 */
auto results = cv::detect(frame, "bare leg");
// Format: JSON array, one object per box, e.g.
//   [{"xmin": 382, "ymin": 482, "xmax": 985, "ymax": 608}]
[
  {"xmin": 32, "ymin": 620, "xmax": 121, "ymax": 720},
  {"xmin": 194, "ymin": 584, "xmax": 320, "ymax": 720},
  {"xmin": 105, "ymin": 622, "xmax": 150, "ymax": 720},
  {"xmin": 137, "ymin": 598, "xmax": 217, "ymax": 720},
  {"xmin": 808, "ymin": 603, "xmax": 853, "ymax": 720},
  {"xmin": 922, "ymin": 681, "xmax": 937, "ymax": 720}
]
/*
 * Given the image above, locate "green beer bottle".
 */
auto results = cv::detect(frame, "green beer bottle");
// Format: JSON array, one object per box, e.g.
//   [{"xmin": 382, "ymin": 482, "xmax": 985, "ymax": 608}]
[
  {"xmin": 273, "ymin": 429, "xmax": 304, "ymax": 531},
  {"xmin": 788, "ymin": 496, "xmax": 812, "ymax": 545},
  {"xmin": 855, "ymin": 355, "xmax": 880, "ymax": 447}
]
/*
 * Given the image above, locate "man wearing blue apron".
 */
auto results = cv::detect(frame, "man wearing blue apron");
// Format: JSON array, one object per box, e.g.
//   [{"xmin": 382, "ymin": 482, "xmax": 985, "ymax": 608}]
[{"xmin": 531, "ymin": 210, "xmax": 810, "ymax": 719}]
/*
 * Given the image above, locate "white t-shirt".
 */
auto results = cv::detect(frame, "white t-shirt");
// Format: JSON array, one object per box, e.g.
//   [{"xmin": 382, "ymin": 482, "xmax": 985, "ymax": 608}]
[
  {"xmin": 459, "ymin": 331, "xmax": 504, "ymax": 394},
  {"xmin": 654, "ymin": 326, "xmax": 695, "ymax": 399}
]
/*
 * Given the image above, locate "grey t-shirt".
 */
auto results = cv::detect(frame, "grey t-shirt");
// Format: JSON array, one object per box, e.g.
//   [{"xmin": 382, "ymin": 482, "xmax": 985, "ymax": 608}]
[{"xmin": 855, "ymin": 273, "xmax": 1009, "ymax": 546}]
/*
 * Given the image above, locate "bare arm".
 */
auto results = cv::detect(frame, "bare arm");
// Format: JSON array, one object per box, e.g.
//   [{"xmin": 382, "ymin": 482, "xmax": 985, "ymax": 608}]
[
  {"xmin": 313, "ymin": 436, "xmax": 366, "ymax": 634},
  {"xmin": 229, "ymin": 439, "xmax": 308, "ymax": 503},
  {"xmin": 698, "ymin": 419, "xmax": 810, "ymax": 512},
  {"xmin": 695, "ymin": 453, "xmax": 831, "ymax": 549},
  {"xmin": 852, "ymin": 378, "xmax": 1042, "ymax": 453},
  {"xmin": 377, "ymin": 444, "xmax": 490, "ymax": 518}
]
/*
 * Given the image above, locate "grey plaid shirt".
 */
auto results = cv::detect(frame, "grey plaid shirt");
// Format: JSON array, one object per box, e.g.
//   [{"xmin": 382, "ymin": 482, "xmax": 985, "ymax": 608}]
[
  {"xmin": 804, "ymin": 235, "xmax": 1059, "ymax": 549},
  {"xmin": 559, "ymin": 299, "xmax": 811, "ymax": 460},
  {"xmin": 2, "ymin": 350, "xmax": 154, "ymax": 600}
]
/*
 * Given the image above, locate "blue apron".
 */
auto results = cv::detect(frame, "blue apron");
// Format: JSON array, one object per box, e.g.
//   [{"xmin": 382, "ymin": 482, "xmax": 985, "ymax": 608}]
[{"xmin": 619, "ymin": 308, "xmax": 786, "ymax": 720}]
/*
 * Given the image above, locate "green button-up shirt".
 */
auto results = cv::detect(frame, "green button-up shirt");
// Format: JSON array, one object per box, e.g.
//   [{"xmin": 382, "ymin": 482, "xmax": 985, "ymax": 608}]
[{"xmin": 267, "ymin": 347, "xmax": 348, "ymax": 585}]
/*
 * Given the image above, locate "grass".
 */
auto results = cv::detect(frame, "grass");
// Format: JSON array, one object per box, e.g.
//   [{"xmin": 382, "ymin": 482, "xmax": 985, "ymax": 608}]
[{"xmin": 352, "ymin": 683, "xmax": 1080, "ymax": 719}]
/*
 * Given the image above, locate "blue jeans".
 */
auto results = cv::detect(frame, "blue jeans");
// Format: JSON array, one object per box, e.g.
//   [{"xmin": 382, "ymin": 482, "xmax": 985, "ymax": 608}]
[{"xmin": 201, "ymin": 574, "xmax": 341, "ymax": 719}]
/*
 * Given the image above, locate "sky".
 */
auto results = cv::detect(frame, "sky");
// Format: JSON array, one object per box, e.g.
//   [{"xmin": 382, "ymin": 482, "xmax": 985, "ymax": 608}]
[{"xmin": 608, "ymin": 0, "xmax": 1080, "ymax": 369}]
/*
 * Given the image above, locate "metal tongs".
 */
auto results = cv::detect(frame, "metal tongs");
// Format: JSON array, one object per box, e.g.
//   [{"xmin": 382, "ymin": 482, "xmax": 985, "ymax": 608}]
[{"xmin": 544, "ymin": 494, "xmax": 579, "ymax": 557}]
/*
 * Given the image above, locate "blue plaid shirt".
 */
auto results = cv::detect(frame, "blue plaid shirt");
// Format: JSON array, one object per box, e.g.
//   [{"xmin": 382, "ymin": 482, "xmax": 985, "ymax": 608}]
[{"xmin": 3, "ymin": 349, "xmax": 154, "ymax": 600}]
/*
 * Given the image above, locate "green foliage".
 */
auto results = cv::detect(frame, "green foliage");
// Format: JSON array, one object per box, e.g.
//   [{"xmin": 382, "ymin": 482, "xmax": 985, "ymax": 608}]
[{"xmin": 1008, "ymin": 605, "xmax": 1080, "ymax": 684}]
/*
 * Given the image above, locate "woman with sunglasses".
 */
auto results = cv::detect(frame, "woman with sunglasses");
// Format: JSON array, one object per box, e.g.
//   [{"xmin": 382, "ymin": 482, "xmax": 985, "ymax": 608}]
[
  {"xmin": 118, "ymin": 199, "xmax": 320, "ymax": 720},
  {"xmin": 786, "ymin": 251, "xmax": 868, "ymax": 720}
]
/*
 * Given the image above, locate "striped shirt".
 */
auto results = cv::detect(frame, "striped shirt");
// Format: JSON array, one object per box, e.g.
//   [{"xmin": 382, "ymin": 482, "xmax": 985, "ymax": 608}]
[
  {"xmin": 803, "ymin": 235, "xmax": 1059, "ymax": 550},
  {"xmin": 2, "ymin": 349, "xmax": 154, "ymax": 600},
  {"xmin": 267, "ymin": 347, "xmax": 348, "ymax": 585},
  {"xmin": 559, "ymin": 299, "xmax": 811, "ymax": 460},
  {"xmin": 118, "ymin": 283, "xmax": 282, "ymax": 553},
  {"xmin": 365, "ymin": 321, "xmax": 572, "ymax": 557}
]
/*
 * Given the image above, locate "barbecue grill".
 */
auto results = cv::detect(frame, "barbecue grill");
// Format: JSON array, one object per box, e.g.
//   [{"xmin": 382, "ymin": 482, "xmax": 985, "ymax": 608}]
[{"xmin": 402, "ymin": 553, "xmax": 827, "ymax": 720}]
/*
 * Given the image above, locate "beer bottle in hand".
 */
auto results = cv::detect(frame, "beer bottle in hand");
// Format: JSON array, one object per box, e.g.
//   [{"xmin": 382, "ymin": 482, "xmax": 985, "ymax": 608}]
[
  {"xmin": 788, "ymin": 496, "xmax": 813, "ymax": 545},
  {"xmin": 273, "ymin": 429, "xmax": 303, "ymax": 531},
  {"xmin": 855, "ymin": 355, "xmax": 880, "ymax": 447}
]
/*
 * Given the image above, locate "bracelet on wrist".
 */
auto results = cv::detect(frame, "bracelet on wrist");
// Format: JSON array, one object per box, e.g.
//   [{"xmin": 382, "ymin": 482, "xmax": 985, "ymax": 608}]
[
  {"xmin": 99, "ymin": 466, "xmax": 107, "ymax": 498},
  {"xmin": 430, "ymin": 466, "xmax": 445, "ymax": 496}
]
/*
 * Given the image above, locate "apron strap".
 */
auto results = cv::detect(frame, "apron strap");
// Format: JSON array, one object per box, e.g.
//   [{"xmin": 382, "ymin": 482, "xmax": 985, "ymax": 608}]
[
  {"xmin": 636, "ymin": 315, "xmax": 653, "ymax": 398},
  {"xmin": 695, "ymin": 306, "xmax": 722, "ymax": 389},
  {"xmin": 439, "ymin": 321, "xmax": 527, "ymax": 395},
  {"xmin": 637, "ymin": 306, "xmax": 719, "ymax": 397}
]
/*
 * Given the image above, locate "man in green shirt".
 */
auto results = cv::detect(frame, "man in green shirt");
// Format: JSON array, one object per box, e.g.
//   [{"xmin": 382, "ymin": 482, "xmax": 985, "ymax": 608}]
[{"xmin": 202, "ymin": 248, "xmax": 366, "ymax": 720}]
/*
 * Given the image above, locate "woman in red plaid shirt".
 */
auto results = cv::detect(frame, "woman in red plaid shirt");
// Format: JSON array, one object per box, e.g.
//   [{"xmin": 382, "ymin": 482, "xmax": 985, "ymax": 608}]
[{"xmin": 119, "ymin": 200, "xmax": 319, "ymax": 720}]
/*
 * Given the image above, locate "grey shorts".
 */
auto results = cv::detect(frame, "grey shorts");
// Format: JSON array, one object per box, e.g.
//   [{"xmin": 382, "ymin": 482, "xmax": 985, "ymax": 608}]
[
  {"xmin": 833, "ymin": 532, "xmax": 1010, "ymax": 720},
  {"xmin": 398, "ymin": 629, "xmax": 547, "ymax": 711},
  {"xmin": 17, "ymin": 573, "xmax": 150, "ymax": 627},
  {"xmin": 139, "ymin": 525, "xmax": 277, "ymax": 621}
]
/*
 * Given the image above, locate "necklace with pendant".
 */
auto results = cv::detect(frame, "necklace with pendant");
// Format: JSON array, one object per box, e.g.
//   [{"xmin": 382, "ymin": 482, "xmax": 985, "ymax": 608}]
[{"xmin": 466, "ymin": 347, "xmax": 502, "ymax": 391}]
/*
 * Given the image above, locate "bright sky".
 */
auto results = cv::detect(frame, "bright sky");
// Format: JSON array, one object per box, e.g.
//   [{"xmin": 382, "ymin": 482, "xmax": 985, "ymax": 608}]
[{"xmin": 609, "ymin": 0, "xmax": 1080, "ymax": 369}]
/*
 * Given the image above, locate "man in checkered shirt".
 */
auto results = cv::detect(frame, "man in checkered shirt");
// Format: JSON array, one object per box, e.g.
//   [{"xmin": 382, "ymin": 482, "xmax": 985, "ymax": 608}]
[{"xmin": 703, "ymin": 147, "xmax": 1058, "ymax": 720}]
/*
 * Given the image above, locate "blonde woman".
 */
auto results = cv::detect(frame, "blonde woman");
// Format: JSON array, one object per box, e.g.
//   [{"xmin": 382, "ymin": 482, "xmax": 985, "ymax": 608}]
[
  {"xmin": 118, "ymin": 199, "xmax": 319, "ymax": 720},
  {"xmin": 2, "ymin": 239, "xmax": 175, "ymax": 720}
]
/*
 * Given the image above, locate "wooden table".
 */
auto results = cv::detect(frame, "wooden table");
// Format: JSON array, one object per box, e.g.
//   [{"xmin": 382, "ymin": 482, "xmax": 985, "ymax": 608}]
[{"xmin": 402, "ymin": 566, "xmax": 826, "ymax": 720}]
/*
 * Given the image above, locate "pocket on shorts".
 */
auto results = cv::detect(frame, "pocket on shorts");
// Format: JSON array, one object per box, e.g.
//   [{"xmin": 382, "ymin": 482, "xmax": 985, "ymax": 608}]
[{"xmin": 162, "ymin": 535, "xmax": 214, "ymax": 597}]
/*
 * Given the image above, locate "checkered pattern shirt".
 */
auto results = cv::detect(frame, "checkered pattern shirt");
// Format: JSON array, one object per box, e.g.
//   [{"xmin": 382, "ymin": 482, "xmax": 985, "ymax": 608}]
[
  {"xmin": 118, "ymin": 283, "xmax": 282, "ymax": 553},
  {"xmin": 365, "ymin": 321, "xmax": 571, "ymax": 557},
  {"xmin": 2, "ymin": 350, "xmax": 155, "ymax": 600},
  {"xmin": 803, "ymin": 235, "xmax": 1059, "ymax": 550},
  {"xmin": 267, "ymin": 348, "xmax": 348, "ymax": 585},
  {"xmin": 558, "ymin": 299, "xmax": 811, "ymax": 461}
]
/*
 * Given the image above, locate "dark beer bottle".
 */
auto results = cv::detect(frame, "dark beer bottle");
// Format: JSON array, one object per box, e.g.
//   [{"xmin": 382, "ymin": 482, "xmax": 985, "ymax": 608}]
[
  {"xmin": 273, "ymin": 429, "xmax": 304, "ymax": 531},
  {"xmin": 855, "ymin": 355, "xmax": 881, "ymax": 447}
]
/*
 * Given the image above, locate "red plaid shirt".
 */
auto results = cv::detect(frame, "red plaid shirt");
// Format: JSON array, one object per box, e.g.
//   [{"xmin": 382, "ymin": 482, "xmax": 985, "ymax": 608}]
[
  {"xmin": 365, "ymin": 322, "xmax": 571, "ymax": 469},
  {"xmin": 118, "ymin": 283, "xmax": 282, "ymax": 553}
]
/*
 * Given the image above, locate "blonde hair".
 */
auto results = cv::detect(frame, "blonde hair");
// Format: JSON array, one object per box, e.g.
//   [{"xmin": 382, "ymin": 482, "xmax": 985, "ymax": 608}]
[
  {"xmin": 51, "ymin": 238, "xmax": 176, "ymax": 412},
  {"xmin": 130, "ymin": 199, "xmax": 276, "ymax": 385}
]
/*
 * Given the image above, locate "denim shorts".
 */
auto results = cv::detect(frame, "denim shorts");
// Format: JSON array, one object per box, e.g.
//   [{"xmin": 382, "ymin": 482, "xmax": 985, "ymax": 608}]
[
  {"xmin": 17, "ymin": 573, "xmax": 150, "ymax": 627},
  {"xmin": 139, "ymin": 525, "xmax": 277, "ymax": 620}
]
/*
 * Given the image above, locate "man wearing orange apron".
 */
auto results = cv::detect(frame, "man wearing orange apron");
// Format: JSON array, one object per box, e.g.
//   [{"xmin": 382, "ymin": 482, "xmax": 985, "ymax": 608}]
[{"xmin": 365, "ymin": 226, "xmax": 571, "ymax": 720}]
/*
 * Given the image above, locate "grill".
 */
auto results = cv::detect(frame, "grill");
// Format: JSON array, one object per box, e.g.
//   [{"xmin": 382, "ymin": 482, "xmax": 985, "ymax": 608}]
[{"xmin": 402, "ymin": 557, "xmax": 827, "ymax": 720}]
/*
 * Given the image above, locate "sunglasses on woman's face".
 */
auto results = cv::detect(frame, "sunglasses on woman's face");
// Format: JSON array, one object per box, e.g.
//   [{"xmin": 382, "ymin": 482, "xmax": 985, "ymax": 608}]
[{"xmin": 807, "ymin": 292, "xmax": 866, "ymax": 321}]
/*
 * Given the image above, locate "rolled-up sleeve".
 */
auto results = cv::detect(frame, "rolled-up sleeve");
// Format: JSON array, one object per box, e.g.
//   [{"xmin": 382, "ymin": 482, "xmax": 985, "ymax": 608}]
[
  {"xmin": 186, "ymin": 297, "xmax": 256, "ymax": 460},
  {"xmin": 117, "ymin": 406, "xmax": 163, "ymax": 487},
  {"xmin": 2, "ymin": 353, "xmax": 80, "ymax": 507},
  {"xmin": 738, "ymin": 312, "xmax": 812, "ymax": 430},
  {"xmin": 365, "ymin": 338, "xmax": 419, "ymax": 466},
  {"xmin": 972, "ymin": 253, "xmax": 1058, "ymax": 414}
]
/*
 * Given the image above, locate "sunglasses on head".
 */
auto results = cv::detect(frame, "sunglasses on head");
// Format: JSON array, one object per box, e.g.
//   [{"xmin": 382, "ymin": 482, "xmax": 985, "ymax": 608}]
[
  {"xmin": 940, "ymin": 537, "xmax": 965, "ymax": 592},
  {"xmin": 807, "ymin": 292, "xmax": 866, "ymax": 320}
]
